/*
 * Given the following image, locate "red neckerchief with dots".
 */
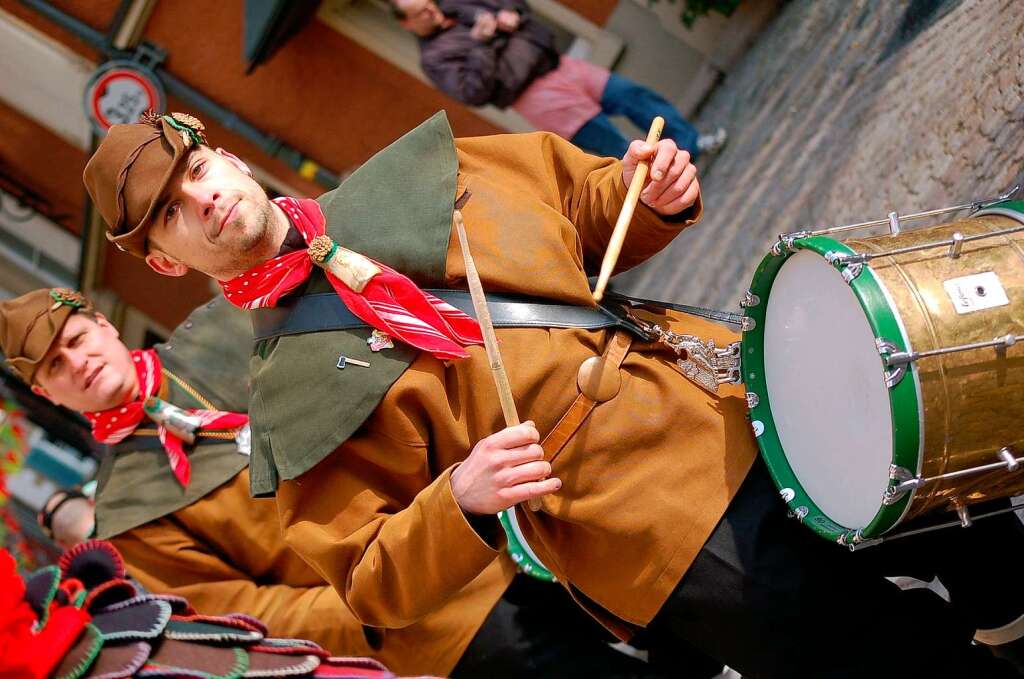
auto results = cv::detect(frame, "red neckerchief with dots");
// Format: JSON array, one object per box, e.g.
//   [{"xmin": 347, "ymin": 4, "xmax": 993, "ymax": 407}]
[
  {"xmin": 219, "ymin": 197, "xmax": 483, "ymax": 360},
  {"xmin": 84, "ymin": 349, "xmax": 247, "ymax": 487}
]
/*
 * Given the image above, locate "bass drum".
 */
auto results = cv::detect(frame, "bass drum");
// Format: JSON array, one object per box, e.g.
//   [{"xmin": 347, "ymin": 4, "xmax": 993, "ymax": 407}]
[{"xmin": 742, "ymin": 200, "xmax": 1024, "ymax": 545}]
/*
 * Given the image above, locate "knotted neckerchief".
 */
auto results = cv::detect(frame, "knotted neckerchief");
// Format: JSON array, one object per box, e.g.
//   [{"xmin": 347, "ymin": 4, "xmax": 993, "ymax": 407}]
[
  {"xmin": 220, "ymin": 197, "xmax": 483, "ymax": 360},
  {"xmin": 84, "ymin": 349, "xmax": 248, "ymax": 487}
]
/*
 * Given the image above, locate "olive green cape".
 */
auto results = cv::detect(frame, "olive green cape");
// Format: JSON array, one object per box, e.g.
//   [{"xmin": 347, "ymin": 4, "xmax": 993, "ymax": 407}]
[
  {"xmin": 94, "ymin": 297, "xmax": 252, "ymax": 538},
  {"xmin": 247, "ymin": 112, "xmax": 457, "ymax": 496}
]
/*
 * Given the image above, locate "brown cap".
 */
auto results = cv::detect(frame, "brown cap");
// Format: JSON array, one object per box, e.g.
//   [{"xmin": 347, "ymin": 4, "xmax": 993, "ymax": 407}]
[
  {"xmin": 83, "ymin": 112, "xmax": 208, "ymax": 258},
  {"xmin": 0, "ymin": 288, "xmax": 94, "ymax": 384}
]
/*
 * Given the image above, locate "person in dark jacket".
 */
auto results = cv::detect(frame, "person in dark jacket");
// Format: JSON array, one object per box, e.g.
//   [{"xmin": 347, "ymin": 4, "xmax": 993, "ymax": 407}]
[{"xmin": 393, "ymin": 0, "xmax": 726, "ymax": 159}]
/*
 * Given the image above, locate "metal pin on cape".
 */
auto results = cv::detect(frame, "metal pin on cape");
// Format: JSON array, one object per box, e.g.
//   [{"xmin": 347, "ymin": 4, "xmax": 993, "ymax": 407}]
[{"xmin": 337, "ymin": 355, "xmax": 370, "ymax": 370}]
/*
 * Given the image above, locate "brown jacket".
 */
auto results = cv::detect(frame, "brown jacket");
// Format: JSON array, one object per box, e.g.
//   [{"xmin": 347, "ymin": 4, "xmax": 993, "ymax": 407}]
[
  {"xmin": 113, "ymin": 468, "xmax": 514, "ymax": 675},
  {"xmin": 271, "ymin": 130, "xmax": 757, "ymax": 637},
  {"xmin": 95, "ymin": 298, "xmax": 514, "ymax": 676}
]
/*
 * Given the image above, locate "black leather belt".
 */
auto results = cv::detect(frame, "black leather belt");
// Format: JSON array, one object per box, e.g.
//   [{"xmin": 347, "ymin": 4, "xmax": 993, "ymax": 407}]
[{"xmin": 251, "ymin": 289, "xmax": 651, "ymax": 342}]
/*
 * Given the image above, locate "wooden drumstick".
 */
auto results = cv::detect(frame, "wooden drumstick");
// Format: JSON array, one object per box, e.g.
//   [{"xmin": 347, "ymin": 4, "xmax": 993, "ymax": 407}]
[
  {"xmin": 454, "ymin": 210, "xmax": 543, "ymax": 511},
  {"xmin": 592, "ymin": 116, "xmax": 665, "ymax": 302}
]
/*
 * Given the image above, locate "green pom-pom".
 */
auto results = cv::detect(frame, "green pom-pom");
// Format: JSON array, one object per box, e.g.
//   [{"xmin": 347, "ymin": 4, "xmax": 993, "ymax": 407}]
[
  {"xmin": 48, "ymin": 288, "xmax": 86, "ymax": 309},
  {"xmin": 163, "ymin": 113, "xmax": 207, "ymax": 146}
]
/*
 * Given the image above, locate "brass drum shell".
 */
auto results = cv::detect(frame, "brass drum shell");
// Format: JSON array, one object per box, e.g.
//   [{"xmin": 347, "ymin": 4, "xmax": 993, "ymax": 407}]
[{"xmin": 846, "ymin": 213, "xmax": 1024, "ymax": 519}]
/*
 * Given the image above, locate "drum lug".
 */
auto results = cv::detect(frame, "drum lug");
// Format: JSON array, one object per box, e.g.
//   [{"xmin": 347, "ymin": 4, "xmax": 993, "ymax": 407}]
[
  {"xmin": 770, "ymin": 233, "xmax": 803, "ymax": 256},
  {"xmin": 876, "ymin": 338, "xmax": 907, "ymax": 388},
  {"xmin": 884, "ymin": 365, "xmax": 906, "ymax": 388},
  {"xmin": 787, "ymin": 505, "xmax": 809, "ymax": 521},
  {"xmin": 876, "ymin": 338, "xmax": 899, "ymax": 355},
  {"xmin": 740, "ymin": 316, "xmax": 756, "ymax": 332},
  {"xmin": 740, "ymin": 290, "xmax": 760, "ymax": 308},
  {"xmin": 825, "ymin": 251, "xmax": 865, "ymax": 283},
  {"xmin": 889, "ymin": 464, "xmax": 915, "ymax": 483},
  {"xmin": 883, "ymin": 465, "xmax": 920, "ymax": 506},
  {"xmin": 837, "ymin": 529, "xmax": 865, "ymax": 547},
  {"xmin": 745, "ymin": 392, "xmax": 759, "ymax": 409},
  {"xmin": 841, "ymin": 262, "xmax": 863, "ymax": 283},
  {"xmin": 883, "ymin": 484, "xmax": 914, "ymax": 506}
]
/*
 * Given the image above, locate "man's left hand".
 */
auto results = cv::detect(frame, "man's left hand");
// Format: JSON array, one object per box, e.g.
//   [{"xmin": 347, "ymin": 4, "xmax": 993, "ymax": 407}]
[
  {"xmin": 621, "ymin": 139, "xmax": 700, "ymax": 216},
  {"xmin": 496, "ymin": 9, "xmax": 520, "ymax": 31}
]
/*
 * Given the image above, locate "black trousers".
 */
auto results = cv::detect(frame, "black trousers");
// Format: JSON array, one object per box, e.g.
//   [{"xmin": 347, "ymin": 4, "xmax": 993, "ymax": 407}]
[
  {"xmin": 452, "ymin": 575, "xmax": 721, "ymax": 679},
  {"xmin": 852, "ymin": 496, "xmax": 1024, "ymax": 632},
  {"xmin": 648, "ymin": 459, "xmax": 1021, "ymax": 678}
]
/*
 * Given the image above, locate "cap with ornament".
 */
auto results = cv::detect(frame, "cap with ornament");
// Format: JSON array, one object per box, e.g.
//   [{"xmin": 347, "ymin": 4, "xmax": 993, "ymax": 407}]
[
  {"xmin": 83, "ymin": 112, "xmax": 207, "ymax": 258},
  {"xmin": 0, "ymin": 288, "xmax": 93, "ymax": 383}
]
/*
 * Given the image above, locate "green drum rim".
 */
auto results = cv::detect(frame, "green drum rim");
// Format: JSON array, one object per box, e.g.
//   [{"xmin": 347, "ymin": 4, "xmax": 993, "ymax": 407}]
[
  {"xmin": 974, "ymin": 199, "xmax": 1024, "ymax": 222},
  {"xmin": 498, "ymin": 508, "xmax": 556, "ymax": 582},
  {"xmin": 742, "ymin": 235, "xmax": 922, "ymax": 545}
]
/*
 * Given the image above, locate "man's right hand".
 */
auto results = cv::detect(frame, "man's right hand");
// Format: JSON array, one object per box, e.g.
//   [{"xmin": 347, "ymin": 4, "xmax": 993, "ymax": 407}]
[
  {"xmin": 470, "ymin": 11, "xmax": 498, "ymax": 41},
  {"xmin": 451, "ymin": 421, "xmax": 561, "ymax": 514}
]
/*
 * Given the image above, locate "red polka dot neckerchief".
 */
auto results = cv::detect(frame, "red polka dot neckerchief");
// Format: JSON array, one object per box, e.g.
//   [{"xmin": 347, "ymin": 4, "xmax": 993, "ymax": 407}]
[
  {"xmin": 84, "ymin": 349, "xmax": 248, "ymax": 487},
  {"xmin": 219, "ymin": 197, "xmax": 483, "ymax": 360}
]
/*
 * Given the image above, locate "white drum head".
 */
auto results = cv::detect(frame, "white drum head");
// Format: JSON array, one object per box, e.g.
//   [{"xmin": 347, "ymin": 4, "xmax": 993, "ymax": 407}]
[{"xmin": 763, "ymin": 250, "xmax": 895, "ymax": 528}]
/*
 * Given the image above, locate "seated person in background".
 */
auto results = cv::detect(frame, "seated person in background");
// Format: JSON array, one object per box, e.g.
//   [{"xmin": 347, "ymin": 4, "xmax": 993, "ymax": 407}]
[
  {"xmin": 393, "ymin": 0, "xmax": 727, "ymax": 159},
  {"xmin": 1, "ymin": 287, "xmax": 700, "ymax": 679}
]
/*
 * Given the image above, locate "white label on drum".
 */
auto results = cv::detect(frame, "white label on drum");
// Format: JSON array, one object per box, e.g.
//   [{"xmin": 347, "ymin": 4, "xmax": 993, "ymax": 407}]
[{"xmin": 943, "ymin": 272, "xmax": 1009, "ymax": 314}]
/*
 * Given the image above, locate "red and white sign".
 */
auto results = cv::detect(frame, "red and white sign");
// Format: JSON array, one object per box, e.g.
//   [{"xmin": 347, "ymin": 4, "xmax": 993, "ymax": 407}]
[{"xmin": 84, "ymin": 61, "xmax": 165, "ymax": 132}]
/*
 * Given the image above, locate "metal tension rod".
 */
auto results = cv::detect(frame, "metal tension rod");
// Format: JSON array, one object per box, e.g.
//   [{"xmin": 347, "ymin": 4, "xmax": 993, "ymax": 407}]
[
  {"xmin": 885, "ymin": 333, "xmax": 1023, "ymax": 368},
  {"xmin": 851, "ymin": 500, "xmax": 1024, "ymax": 551},
  {"xmin": 781, "ymin": 184, "xmax": 1021, "ymax": 241}
]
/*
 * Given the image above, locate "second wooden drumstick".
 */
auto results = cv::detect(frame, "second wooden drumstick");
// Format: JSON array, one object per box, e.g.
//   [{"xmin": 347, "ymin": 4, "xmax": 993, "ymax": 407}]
[
  {"xmin": 592, "ymin": 116, "xmax": 665, "ymax": 302},
  {"xmin": 454, "ymin": 210, "xmax": 543, "ymax": 512}
]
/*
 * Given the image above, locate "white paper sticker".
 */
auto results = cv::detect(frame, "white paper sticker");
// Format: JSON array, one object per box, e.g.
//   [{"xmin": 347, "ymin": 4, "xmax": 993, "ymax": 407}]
[{"xmin": 943, "ymin": 271, "xmax": 1009, "ymax": 314}]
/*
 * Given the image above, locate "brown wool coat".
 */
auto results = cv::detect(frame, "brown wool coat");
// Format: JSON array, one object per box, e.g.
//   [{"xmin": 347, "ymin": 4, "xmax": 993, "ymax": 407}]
[
  {"xmin": 273, "ymin": 131, "xmax": 758, "ymax": 637},
  {"xmin": 113, "ymin": 468, "xmax": 514, "ymax": 675}
]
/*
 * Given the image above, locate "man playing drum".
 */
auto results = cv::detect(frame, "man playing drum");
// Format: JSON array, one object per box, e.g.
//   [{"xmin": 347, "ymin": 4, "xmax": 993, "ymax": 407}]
[
  {"xmin": 0, "ymin": 287, "xmax": 691, "ymax": 677},
  {"xmin": 81, "ymin": 110, "xmax": 1019, "ymax": 677}
]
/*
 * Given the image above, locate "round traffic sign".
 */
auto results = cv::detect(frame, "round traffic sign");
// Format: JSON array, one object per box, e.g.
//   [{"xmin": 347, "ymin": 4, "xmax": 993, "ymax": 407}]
[{"xmin": 84, "ymin": 61, "xmax": 166, "ymax": 133}]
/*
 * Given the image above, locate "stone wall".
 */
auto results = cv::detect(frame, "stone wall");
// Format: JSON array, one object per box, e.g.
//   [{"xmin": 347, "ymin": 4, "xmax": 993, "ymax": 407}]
[{"xmin": 619, "ymin": 0, "xmax": 1024, "ymax": 310}]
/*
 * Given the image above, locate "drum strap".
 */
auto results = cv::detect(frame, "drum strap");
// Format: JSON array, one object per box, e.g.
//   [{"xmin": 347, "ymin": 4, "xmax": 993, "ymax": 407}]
[
  {"xmin": 542, "ymin": 330, "xmax": 633, "ymax": 464},
  {"xmin": 601, "ymin": 290, "xmax": 747, "ymax": 327}
]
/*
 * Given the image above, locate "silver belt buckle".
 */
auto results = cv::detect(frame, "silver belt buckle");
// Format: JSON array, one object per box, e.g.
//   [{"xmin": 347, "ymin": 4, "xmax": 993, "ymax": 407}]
[{"xmin": 623, "ymin": 310, "xmax": 742, "ymax": 394}]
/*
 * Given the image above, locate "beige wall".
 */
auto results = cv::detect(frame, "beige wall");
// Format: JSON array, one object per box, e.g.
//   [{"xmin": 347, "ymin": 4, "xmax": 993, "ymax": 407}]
[
  {"xmin": 0, "ymin": 0, "xmax": 505, "ymax": 328},
  {"xmin": 607, "ymin": 0, "xmax": 780, "ymax": 123}
]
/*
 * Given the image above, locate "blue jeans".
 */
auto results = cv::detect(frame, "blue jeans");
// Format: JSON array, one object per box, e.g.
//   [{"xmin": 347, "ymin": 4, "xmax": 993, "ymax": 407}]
[{"xmin": 569, "ymin": 73, "xmax": 700, "ymax": 159}]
